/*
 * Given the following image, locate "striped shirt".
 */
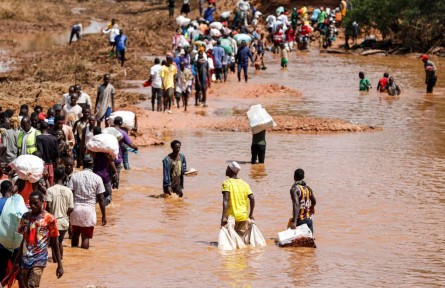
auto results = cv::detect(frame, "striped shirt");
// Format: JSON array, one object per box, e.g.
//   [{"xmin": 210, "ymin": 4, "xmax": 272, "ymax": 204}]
[{"xmin": 67, "ymin": 169, "xmax": 105, "ymax": 205}]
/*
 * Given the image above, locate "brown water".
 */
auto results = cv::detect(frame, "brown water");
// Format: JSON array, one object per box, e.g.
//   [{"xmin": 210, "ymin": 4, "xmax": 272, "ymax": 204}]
[{"xmin": 42, "ymin": 51, "xmax": 445, "ymax": 287}]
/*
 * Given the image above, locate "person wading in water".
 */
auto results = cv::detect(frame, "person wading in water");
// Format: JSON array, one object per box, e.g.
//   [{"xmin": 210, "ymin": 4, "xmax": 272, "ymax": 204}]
[{"xmin": 162, "ymin": 140, "xmax": 187, "ymax": 197}]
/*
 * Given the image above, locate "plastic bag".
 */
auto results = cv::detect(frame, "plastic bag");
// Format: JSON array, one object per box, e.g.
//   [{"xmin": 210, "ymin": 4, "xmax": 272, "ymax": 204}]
[
  {"xmin": 247, "ymin": 104, "xmax": 277, "ymax": 134},
  {"xmin": 277, "ymin": 224, "xmax": 313, "ymax": 246},
  {"xmin": 109, "ymin": 111, "xmax": 136, "ymax": 130},
  {"xmin": 0, "ymin": 195, "xmax": 27, "ymax": 251},
  {"xmin": 86, "ymin": 134, "xmax": 119, "ymax": 159},
  {"xmin": 218, "ymin": 216, "xmax": 246, "ymax": 250},
  {"xmin": 9, "ymin": 155, "xmax": 44, "ymax": 183},
  {"xmin": 243, "ymin": 220, "xmax": 267, "ymax": 247}
]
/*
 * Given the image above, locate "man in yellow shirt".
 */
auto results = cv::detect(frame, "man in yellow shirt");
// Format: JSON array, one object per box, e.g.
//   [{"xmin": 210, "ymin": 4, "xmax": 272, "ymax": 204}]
[
  {"xmin": 161, "ymin": 55, "xmax": 177, "ymax": 113},
  {"xmin": 221, "ymin": 161, "xmax": 255, "ymax": 237}
]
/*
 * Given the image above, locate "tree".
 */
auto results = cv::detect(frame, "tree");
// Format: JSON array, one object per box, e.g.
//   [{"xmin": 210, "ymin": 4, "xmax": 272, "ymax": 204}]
[{"xmin": 343, "ymin": 0, "xmax": 445, "ymax": 51}]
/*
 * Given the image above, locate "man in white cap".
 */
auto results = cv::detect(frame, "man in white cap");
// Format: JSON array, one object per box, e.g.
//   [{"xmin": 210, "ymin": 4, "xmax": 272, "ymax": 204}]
[{"xmin": 220, "ymin": 161, "xmax": 255, "ymax": 238}]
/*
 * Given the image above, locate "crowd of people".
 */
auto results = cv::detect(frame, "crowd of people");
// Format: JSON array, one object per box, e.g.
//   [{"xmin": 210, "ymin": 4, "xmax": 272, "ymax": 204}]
[{"xmin": 0, "ymin": 72, "xmax": 142, "ymax": 287}]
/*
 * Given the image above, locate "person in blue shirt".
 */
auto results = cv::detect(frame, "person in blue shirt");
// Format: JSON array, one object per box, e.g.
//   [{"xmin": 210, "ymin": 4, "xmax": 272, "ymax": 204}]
[
  {"xmin": 311, "ymin": 8, "xmax": 320, "ymax": 26},
  {"xmin": 235, "ymin": 40, "xmax": 254, "ymax": 83},
  {"xmin": 212, "ymin": 40, "xmax": 225, "ymax": 83},
  {"xmin": 114, "ymin": 29, "xmax": 127, "ymax": 67},
  {"xmin": 204, "ymin": 4, "xmax": 216, "ymax": 23},
  {"xmin": 69, "ymin": 23, "xmax": 82, "ymax": 45}
]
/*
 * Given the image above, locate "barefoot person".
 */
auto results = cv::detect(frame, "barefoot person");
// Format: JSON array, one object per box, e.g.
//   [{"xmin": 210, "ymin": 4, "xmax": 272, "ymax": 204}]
[
  {"xmin": 220, "ymin": 161, "xmax": 255, "ymax": 239},
  {"xmin": 95, "ymin": 74, "xmax": 115, "ymax": 125},
  {"xmin": 46, "ymin": 168, "xmax": 74, "ymax": 260},
  {"xmin": 162, "ymin": 140, "xmax": 187, "ymax": 197},
  {"xmin": 15, "ymin": 191, "xmax": 64, "ymax": 287},
  {"xmin": 175, "ymin": 61, "xmax": 193, "ymax": 111},
  {"xmin": 194, "ymin": 50, "xmax": 210, "ymax": 107},
  {"xmin": 235, "ymin": 40, "xmax": 254, "ymax": 83},
  {"xmin": 114, "ymin": 29, "xmax": 127, "ymax": 67},
  {"xmin": 289, "ymin": 168, "xmax": 316, "ymax": 233},
  {"xmin": 67, "ymin": 156, "xmax": 107, "ymax": 249}
]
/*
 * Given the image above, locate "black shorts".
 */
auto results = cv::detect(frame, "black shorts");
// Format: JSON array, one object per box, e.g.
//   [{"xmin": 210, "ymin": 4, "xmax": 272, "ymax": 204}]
[{"xmin": 109, "ymin": 41, "xmax": 116, "ymax": 46}]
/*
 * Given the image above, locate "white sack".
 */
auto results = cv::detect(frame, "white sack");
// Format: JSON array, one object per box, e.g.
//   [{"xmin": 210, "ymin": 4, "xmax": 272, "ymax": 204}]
[
  {"xmin": 209, "ymin": 22, "xmax": 223, "ymax": 30},
  {"xmin": 247, "ymin": 104, "xmax": 277, "ymax": 134},
  {"xmin": 218, "ymin": 226, "xmax": 236, "ymax": 251},
  {"xmin": 220, "ymin": 11, "xmax": 231, "ymax": 19},
  {"xmin": 277, "ymin": 224, "xmax": 313, "ymax": 246},
  {"xmin": 109, "ymin": 111, "xmax": 136, "ymax": 130},
  {"xmin": 102, "ymin": 127, "xmax": 123, "ymax": 141},
  {"xmin": 86, "ymin": 134, "xmax": 119, "ymax": 159},
  {"xmin": 234, "ymin": 33, "xmax": 252, "ymax": 45},
  {"xmin": 243, "ymin": 221, "xmax": 267, "ymax": 247},
  {"xmin": 9, "ymin": 155, "xmax": 44, "ymax": 183},
  {"xmin": 176, "ymin": 15, "xmax": 185, "ymax": 26},
  {"xmin": 210, "ymin": 28, "xmax": 221, "ymax": 38},
  {"xmin": 218, "ymin": 216, "xmax": 246, "ymax": 250}
]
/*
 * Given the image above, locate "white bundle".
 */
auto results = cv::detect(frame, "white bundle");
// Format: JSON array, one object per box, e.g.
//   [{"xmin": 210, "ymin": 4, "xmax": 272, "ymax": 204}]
[
  {"xmin": 247, "ymin": 104, "xmax": 277, "ymax": 134},
  {"xmin": 86, "ymin": 134, "xmax": 119, "ymax": 159},
  {"xmin": 176, "ymin": 15, "xmax": 185, "ymax": 26},
  {"xmin": 178, "ymin": 36, "xmax": 190, "ymax": 48},
  {"xmin": 176, "ymin": 15, "xmax": 191, "ymax": 27},
  {"xmin": 109, "ymin": 111, "xmax": 136, "ymax": 130},
  {"xmin": 210, "ymin": 28, "xmax": 221, "ymax": 38},
  {"xmin": 277, "ymin": 224, "xmax": 313, "ymax": 246},
  {"xmin": 220, "ymin": 11, "xmax": 231, "ymax": 19},
  {"xmin": 209, "ymin": 21, "xmax": 223, "ymax": 30},
  {"xmin": 102, "ymin": 127, "xmax": 123, "ymax": 141},
  {"xmin": 218, "ymin": 216, "xmax": 247, "ymax": 251},
  {"xmin": 9, "ymin": 155, "xmax": 44, "ymax": 183},
  {"xmin": 234, "ymin": 33, "xmax": 252, "ymax": 44}
]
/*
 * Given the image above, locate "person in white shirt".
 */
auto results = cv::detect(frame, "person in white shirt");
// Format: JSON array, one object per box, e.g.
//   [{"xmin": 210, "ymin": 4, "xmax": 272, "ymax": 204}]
[
  {"xmin": 277, "ymin": 13, "xmax": 290, "ymax": 31},
  {"xmin": 102, "ymin": 24, "xmax": 119, "ymax": 54},
  {"xmin": 74, "ymin": 84, "xmax": 92, "ymax": 109},
  {"xmin": 61, "ymin": 86, "xmax": 75, "ymax": 107},
  {"xmin": 61, "ymin": 93, "xmax": 83, "ymax": 127},
  {"xmin": 149, "ymin": 58, "xmax": 163, "ymax": 112}
]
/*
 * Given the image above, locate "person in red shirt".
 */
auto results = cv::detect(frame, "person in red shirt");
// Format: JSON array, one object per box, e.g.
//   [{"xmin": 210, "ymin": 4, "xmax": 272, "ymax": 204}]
[
  {"xmin": 376, "ymin": 72, "xmax": 389, "ymax": 92},
  {"xmin": 15, "ymin": 191, "xmax": 64, "ymax": 287},
  {"xmin": 285, "ymin": 27, "xmax": 296, "ymax": 51}
]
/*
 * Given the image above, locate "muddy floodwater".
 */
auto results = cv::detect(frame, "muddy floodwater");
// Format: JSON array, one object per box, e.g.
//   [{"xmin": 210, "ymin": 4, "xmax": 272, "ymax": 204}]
[{"xmin": 42, "ymin": 52, "xmax": 444, "ymax": 287}]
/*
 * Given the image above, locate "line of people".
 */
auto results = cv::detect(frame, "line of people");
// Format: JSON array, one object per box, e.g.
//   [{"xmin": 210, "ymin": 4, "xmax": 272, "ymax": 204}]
[{"xmin": 0, "ymin": 73, "xmax": 140, "ymax": 287}]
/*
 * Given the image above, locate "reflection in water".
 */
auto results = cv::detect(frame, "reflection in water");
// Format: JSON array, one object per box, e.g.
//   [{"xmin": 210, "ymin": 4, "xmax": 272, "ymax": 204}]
[
  {"xmin": 284, "ymin": 247, "xmax": 318, "ymax": 287},
  {"xmin": 248, "ymin": 164, "xmax": 268, "ymax": 181}
]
